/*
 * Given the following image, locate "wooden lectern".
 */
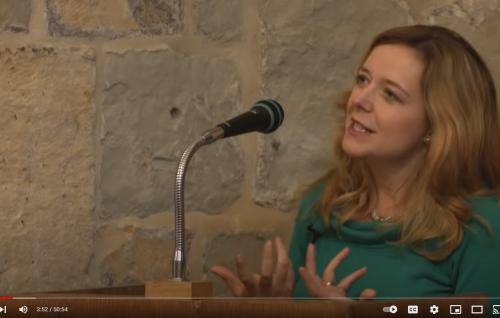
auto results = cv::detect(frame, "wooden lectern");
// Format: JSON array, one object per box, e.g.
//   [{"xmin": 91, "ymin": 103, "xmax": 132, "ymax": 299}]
[{"xmin": 144, "ymin": 281, "xmax": 213, "ymax": 297}]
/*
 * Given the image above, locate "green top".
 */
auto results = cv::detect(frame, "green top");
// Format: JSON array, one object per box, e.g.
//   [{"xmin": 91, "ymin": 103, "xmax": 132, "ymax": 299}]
[{"xmin": 289, "ymin": 183, "xmax": 500, "ymax": 298}]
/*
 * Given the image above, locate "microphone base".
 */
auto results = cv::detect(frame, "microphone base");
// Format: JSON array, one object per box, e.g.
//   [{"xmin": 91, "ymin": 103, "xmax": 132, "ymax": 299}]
[{"xmin": 145, "ymin": 281, "xmax": 213, "ymax": 298}]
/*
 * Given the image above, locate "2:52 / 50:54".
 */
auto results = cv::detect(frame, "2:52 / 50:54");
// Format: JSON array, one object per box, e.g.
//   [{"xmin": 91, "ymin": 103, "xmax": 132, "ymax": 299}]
[{"xmin": 36, "ymin": 306, "xmax": 69, "ymax": 312}]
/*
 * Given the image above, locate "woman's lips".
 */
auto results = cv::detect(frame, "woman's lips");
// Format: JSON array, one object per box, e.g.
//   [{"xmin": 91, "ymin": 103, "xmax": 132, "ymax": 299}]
[{"xmin": 349, "ymin": 118, "xmax": 376, "ymax": 134}]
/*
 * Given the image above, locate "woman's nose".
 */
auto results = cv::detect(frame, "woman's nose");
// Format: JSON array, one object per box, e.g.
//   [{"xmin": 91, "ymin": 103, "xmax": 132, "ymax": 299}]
[{"xmin": 351, "ymin": 87, "xmax": 375, "ymax": 112}]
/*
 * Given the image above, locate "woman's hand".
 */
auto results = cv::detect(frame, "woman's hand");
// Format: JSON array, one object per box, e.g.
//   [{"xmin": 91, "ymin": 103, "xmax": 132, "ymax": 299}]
[
  {"xmin": 299, "ymin": 244, "xmax": 376, "ymax": 300},
  {"xmin": 210, "ymin": 237, "xmax": 294, "ymax": 297}
]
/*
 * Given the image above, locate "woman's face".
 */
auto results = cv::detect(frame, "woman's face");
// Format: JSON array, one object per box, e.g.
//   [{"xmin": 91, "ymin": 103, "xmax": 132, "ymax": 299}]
[{"xmin": 342, "ymin": 44, "xmax": 428, "ymax": 164}]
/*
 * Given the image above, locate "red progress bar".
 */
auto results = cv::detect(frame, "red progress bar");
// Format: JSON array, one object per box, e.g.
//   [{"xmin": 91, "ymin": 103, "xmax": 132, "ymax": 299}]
[{"xmin": 0, "ymin": 296, "xmax": 13, "ymax": 300}]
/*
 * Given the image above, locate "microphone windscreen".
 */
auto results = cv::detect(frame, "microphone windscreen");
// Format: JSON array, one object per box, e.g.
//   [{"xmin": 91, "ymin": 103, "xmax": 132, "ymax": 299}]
[{"xmin": 251, "ymin": 99, "xmax": 285, "ymax": 133}]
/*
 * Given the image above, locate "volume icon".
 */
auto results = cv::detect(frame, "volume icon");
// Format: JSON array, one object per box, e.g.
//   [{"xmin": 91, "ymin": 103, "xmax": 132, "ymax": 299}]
[{"xmin": 19, "ymin": 305, "xmax": 28, "ymax": 314}]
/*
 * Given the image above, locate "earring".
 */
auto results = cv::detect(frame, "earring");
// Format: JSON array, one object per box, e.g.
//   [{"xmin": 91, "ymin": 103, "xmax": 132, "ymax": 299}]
[{"xmin": 423, "ymin": 135, "xmax": 431, "ymax": 144}]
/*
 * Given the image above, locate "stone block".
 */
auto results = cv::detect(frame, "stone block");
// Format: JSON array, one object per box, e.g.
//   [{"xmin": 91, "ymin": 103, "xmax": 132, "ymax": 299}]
[
  {"xmin": 0, "ymin": 0, "xmax": 31, "ymax": 33},
  {"xmin": 99, "ymin": 49, "xmax": 243, "ymax": 219},
  {"xmin": 47, "ymin": 0, "xmax": 182, "ymax": 38},
  {"xmin": 97, "ymin": 226, "xmax": 194, "ymax": 286},
  {"xmin": 0, "ymin": 46, "xmax": 96, "ymax": 293},
  {"xmin": 400, "ymin": 0, "xmax": 500, "ymax": 111},
  {"xmin": 254, "ymin": 0, "xmax": 408, "ymax": 211},
  {"xmin": 193, "ymin": 0, "xmax": 241, "ymax": 42},
  {"xmin": 404, "ymin": 0, "xmax": 497, "ymax": 27},
  {"xmin": 129, "ymin": 0, "xmax": 183, "ymax": 35}
]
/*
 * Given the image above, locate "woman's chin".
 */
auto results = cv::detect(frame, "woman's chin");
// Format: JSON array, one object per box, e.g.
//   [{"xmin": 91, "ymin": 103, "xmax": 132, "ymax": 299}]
[{"xmin": 341, "ymin": 141, "xmax": 369, "ymax": 158}]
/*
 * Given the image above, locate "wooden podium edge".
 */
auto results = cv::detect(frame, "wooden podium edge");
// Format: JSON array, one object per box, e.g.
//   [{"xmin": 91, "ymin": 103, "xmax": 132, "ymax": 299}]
[
  {"xmin": 32, "ymin": 281, "xmax": 213, "ymax": 298},
  {"xmin": 145, "ymin": 281, "xmax": 213, "ymax": 297}
]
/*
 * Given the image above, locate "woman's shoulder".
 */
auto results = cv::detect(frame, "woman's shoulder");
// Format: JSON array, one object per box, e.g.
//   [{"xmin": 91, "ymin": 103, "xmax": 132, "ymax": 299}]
[
  {"xmin": 454, "ymin": 195, "xmax": 500, "ymax": 251},
  {"xmin": 468, "ymin": 195, "xmax": 500, "ymax": 231},
  {"xmin": 452, "ymin": 195, "xmax": 500, "ymax": 296},
  {"xmin": 296, "ymin": 180, "xmax": 327, "ymax": 221}
]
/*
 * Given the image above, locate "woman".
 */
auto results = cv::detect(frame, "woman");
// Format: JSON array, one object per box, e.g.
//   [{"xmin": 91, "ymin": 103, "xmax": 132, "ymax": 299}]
[{"xmin": 211, "ymin": 25, "xmax": 500, "ymax": 299}]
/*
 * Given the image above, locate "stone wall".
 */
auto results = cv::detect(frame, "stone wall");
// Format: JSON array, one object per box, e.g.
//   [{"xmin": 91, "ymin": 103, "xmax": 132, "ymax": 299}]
[{"xmin": 1, "ymin": 0, "xmax": 499, "ymax": 296}]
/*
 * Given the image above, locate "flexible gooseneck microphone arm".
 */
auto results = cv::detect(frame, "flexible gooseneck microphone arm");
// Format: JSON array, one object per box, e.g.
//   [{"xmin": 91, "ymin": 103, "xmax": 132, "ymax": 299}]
[
  {"xmin": 171, "ymin": 128, "xmax": 223, "ymax": 281},
  {"xmin": 171, "ymin": 100, "xmax": 283, "ymax": 281}
]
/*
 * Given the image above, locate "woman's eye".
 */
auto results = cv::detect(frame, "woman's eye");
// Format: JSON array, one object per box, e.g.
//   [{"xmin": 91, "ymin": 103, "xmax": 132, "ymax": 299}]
[
  {"xmin": 356, "ymin": 74, "xmax": 368, "ymax": 85},
  {"xmin": 384, "ymin": 89, "xmax": 400, "ymax": 102}
]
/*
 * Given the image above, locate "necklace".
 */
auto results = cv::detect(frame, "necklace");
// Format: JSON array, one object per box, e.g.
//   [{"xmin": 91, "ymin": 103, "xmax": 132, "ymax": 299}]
[{"xmin": 370, "ymin": 209, "xmax": 392, "ymax": 222}]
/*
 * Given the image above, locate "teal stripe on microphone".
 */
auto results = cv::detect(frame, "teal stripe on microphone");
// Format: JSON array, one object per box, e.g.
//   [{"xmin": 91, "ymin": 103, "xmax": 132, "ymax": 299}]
[
  {"xmin": 267, "ymin": 99, "xmax": 284, "ymax": 126},
  {"xmin": 254, "ymin": 101, "xmax": 275, "ymax": 132}
]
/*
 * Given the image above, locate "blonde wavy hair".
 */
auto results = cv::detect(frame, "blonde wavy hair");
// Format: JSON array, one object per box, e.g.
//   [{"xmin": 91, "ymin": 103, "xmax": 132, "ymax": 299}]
[{"xmin": 313, "ymin": 25, "xmax": 500, "ymax": 261}]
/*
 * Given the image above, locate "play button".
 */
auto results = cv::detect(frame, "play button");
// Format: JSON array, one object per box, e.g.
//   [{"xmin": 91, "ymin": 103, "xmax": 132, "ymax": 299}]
[{"xmin": 0, "ymin": 306, "xmax": 6, "ymax": 313}]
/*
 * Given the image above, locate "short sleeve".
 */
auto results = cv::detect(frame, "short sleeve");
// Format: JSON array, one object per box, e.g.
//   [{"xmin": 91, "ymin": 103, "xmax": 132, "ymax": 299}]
[{"xmin": 452, "ymin": 196, "xmax": 500, "ymax": 297}]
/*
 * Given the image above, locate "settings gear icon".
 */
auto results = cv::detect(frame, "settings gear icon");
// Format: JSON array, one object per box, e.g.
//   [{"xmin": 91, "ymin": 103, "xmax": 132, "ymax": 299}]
[{"xmin": 430, "ymin": 305, "xmax": 439, "ymax": 315}]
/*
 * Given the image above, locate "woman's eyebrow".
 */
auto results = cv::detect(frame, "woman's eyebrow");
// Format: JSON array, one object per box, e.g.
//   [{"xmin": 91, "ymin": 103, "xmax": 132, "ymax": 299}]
[{"xmin": 358, "ymin": 66, "xmax": 410, "ymax": 98}]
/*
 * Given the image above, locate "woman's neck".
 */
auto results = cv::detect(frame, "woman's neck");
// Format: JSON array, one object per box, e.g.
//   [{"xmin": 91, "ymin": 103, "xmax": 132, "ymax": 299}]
[{"xmin": 365, "ymin": 151, "xmax": 424, "ymax": 220}]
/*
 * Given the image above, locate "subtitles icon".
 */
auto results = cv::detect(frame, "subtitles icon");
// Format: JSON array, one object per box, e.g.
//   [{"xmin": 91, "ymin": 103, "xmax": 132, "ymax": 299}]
[
  {"xmin": 450, "ymin": 304, "xmax": 462, "ymax": 315},
  {"xmin": 19, "ymin": 306, "xmax": 28, "ymax": 314},
  {"xmin": 382, "ymin": 305, "xmax": 398, "ymax": 314},
  {"xmin": 407, "ymin": 305, "xmax": 418, "ymax": 314}
]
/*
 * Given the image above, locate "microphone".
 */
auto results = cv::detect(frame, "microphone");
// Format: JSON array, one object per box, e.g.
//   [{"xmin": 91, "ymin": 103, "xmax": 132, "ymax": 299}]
[
  {"xmin": 202, "ymin": 99, "xmax": 284, "ymax": 143},
  {"xmin": 172, "ymin": 99, "xmax": 284, "ymax": 280}
]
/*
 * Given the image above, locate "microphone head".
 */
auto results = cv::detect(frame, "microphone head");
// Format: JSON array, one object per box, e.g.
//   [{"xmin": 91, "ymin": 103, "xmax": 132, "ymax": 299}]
[{"xmin": 251, "ymin": 99, "xmax": 285, "ymax": 133}]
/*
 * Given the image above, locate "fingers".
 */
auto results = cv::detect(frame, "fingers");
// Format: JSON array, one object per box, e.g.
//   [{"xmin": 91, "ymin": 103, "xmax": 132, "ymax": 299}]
[
  {"xmin": 235, "ymin": 255, "xmax": 249, "ymax": 280},
  {"xmin": 299, "ymin": 245, "xmax": 370, "ymax": 299},
  {"xmin": 359, "ymin": 288, "xmax": 377, "ymax": 300},
  {"xmin": 210, "ymin": 265, "xmax": 246, "ymax": 297},
  {"xmin": 302, "ymin": 243, "xmax": 332, "ymax": 297},
  {"xmin": 337, "ymin": 266, "xmax": 368, "ymax": 291},
  {"xmin": 260, "ymin": 240, "xmax": 274, "ymax": 295},
  {"xmin": 260, "ymin": 240, "xmax": 274, "ymax": 276},
  {"xmin": 213, "ymin": 237, "xmax": 295, "ymax": 298},
  {"xmin": 322, "ymin": 247, "xmax": 350, "ymax": 284},
  {"xmin": 273, "ymin": 237, "xmax": 290, "ymax": 286},
  {"xmin": 299, "ymin": 243, "xmax": 324, "ymax": 296},
  {"xmin": 273, "ymin": 237, "xmax": 294, "ymax": 296},
  {"xmin": 252, "ymin": 273, "xmax": 261, "ymax": 295},
  {"xmin": 298, "ymin": 266, "xmax": 323, "ymax": 297},
  {"xmin": 235, "ymin": 255, "xmax": 256, "ymax": 295},
  {"xmin": 299, "ymin": 244, "xmax": 323, "ymax": 297},
  {"xmin": 305, "ymin": 243, "xmax": 317, "ymax": 276}
]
